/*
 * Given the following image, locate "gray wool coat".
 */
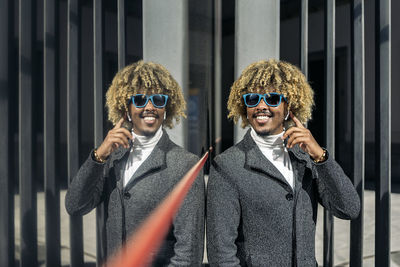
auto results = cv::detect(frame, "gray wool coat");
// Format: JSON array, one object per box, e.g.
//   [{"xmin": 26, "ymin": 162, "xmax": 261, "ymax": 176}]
[
  {"xmin": 206, "ymin": 130, "xmax": 360, "ymax": 267},
  {"xmin": 65, "ymin": 130, "xmax": 205, "ymax": 266}
]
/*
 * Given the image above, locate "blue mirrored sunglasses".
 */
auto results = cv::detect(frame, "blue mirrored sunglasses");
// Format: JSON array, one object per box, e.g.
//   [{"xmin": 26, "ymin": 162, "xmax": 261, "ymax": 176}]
[
  {"xmin": 243, "ymin": 93, "xmax": 287, "ymax": 107},
  {"xmin": 130, "ymin": 94, "xmax": 169, "ymax": 108}
]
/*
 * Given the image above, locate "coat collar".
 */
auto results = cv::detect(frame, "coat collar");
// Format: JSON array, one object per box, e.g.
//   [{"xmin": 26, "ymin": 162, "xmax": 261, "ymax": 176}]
[
  {"xmin": 110, "ymin": 129, "xmax": 170, "ymax": 191},
  {"xmin": 239, "ymin": 129, "xmax": 312, "ymax": 192}
]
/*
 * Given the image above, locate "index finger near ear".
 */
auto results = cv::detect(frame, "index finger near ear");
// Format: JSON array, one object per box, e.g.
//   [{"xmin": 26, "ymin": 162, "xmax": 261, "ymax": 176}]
[
  {"xmin": 290, "ymin": 112, "xmax": 305, "ymax": 128},
  {"xmin": 114, "ymin": 118, "xmax": 125, "ymax": 129}
]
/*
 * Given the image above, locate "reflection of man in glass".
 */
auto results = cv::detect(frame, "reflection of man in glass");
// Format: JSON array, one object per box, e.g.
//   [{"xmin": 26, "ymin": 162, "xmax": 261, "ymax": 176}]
[
  {"xmin": 65, "ymin": 61, "xmax": 204, "ymax": 266},
  {"xmin": 206, "ymin": 59, "xmax": 360, "ymax": 266}
]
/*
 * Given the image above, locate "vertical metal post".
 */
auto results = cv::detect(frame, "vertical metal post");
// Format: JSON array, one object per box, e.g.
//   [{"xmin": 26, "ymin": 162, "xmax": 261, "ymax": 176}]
[
  {"xmin": 350, "ymin": 1, "xmax": 365, "ymax": 266},
  {"xmin": 324, "ymin": 1, "xmax": 335, "ymax": 266},
  {"xmin": 300, "ymin": 0, "xmax": 308, "ymax": 77},
  {"xmin": 94, "ymin": 0, "xmax": 105, "ymax": 265},
  {"xmin": 219, "ymin": 0, "xmax": 235, "ymax": 152},
  {"xmin": 68, "ymin": 0, "xmax": 84, "ymax": 266},
  {"xmin": 375, "ymin": 0, "xmax": 391, "ymax": 266},
  {"xmin": 0, "ymin": 0, "xmax": 14, "ymax": 266},
  {"xmin": 214, "ymin": 0, "xmax": 222, "ymax": 155},
  {"xmin": 118, "ymin": 0, "xmax": 125, "ymax": 69},
  {"xmin": 44, "ymin": 0, "xmax": 61, "ymax": 266},
  {"xmin": 19, "ymin": 0, "xmax": 37, "ymax": 266}
]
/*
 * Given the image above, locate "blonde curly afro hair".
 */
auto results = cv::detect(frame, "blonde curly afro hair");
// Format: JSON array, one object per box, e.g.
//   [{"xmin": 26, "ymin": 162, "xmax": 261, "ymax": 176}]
[
  {"xmin": 228, "ymin": 59, "xmax": 314, "ymax": 128},
  {"xmin": 106, "ymin": 60, "xmax": 186, "ymax": 128}
]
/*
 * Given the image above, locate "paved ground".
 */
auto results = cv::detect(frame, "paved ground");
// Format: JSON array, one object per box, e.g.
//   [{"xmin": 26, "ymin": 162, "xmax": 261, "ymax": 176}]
[
  {"xmin": 314, "ymin": 190, "xmax": 400, "ymax": 266},
  {"xmin": 13, "ymin": 190, "xmax": 400, "ymax": 266}
]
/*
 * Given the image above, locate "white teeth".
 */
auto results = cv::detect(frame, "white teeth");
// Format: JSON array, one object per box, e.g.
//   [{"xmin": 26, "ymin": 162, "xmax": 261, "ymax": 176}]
[
  {"xmin": 143, "ymin": 117, "xmax": 156, "ymax": 122},
  {"xmin": 256, "ymin": 116, "xmax": 269, "ymax": 120}
]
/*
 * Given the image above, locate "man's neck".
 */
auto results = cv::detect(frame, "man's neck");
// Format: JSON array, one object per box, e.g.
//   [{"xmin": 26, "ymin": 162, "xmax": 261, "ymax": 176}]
[
  {"xmin": 132, "ymin": 127, "xmax": 163, "ymax": 148},
  {"xmin": 250, "ymin": 127, "xmax": 284, "ymax": 148}
]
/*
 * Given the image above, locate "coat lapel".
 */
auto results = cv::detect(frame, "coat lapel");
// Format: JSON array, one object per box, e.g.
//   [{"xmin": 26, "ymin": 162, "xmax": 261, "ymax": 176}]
[
  {"xmin": 123, "ymin": 131, "xmax": 169, "ymax": 192},
  {"xmin": 287, "ymin": 145, "xmax": 314, "ymax": 191},
  {"xmin": 109, "ymin": 146, "xmax": 131, "ymax": 190},
  {"xmin": 241, "ymin": 130, "xmax": 292, "ymax": 191}
]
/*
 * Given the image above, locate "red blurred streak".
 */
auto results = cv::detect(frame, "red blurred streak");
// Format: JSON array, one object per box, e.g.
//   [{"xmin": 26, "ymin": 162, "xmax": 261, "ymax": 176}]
[{"xmin": 107, "ymin": 151, "xmax": 209, "ymax": 267}]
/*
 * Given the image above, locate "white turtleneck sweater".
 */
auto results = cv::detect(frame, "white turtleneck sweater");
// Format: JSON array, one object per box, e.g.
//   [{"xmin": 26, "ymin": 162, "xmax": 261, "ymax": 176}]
[
  {"xmin": 250, "ymin": 128, "xmax": 294, "ymax": 189},
  {"xmin": 123, "ymin": 127, "xmax": 163, "ymax": 187}
]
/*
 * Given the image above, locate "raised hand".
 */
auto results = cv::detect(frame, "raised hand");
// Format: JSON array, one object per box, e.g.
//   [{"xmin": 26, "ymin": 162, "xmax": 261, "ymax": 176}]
[
  {"xmin": 282, "ymin": 112, "xmax": 324, "ymax": 161},
  {"xmin": 96, "ymin": 118, "xmax": 133, "ymax": 161}
]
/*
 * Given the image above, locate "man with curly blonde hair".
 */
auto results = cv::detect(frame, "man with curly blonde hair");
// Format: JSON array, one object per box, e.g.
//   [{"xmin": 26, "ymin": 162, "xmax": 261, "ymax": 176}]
[
  {"xmin": 206, "ymin": 59, "xmax": 360, "ymax": 266},
  {"xmin": 65, "ymin": 61, "xmax": 204, "ymax": 266}
]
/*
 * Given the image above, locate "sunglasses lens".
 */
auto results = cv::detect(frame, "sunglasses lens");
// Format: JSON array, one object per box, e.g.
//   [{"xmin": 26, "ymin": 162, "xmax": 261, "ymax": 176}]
[
  {"xmin": 152, "ymin": 95, "xmax": 167, "ymax": 107},
  {"xmin": 265, "ymin": 94, "xmax": 281, "ymax": 106},
  {"xmin": 133, "ymin": 95, "xmax": 147, "ymax": 107},
  {"xmin": 245, "ymin": 94, "xmax": 261, "ymax": 106}
]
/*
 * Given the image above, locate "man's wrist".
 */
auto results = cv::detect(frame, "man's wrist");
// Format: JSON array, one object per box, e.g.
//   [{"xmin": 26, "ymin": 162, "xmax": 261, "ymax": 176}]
[
  {"xmin": 93, "ymin": 148, "xmax": 107, "ymax": 163},
  {"xmin": 313, "ymin": 148, "xmax": 327, "ymax": 163}
]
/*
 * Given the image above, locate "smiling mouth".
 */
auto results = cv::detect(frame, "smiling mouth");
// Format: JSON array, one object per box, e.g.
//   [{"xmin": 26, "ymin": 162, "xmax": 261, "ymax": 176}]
[
  {"xmin": 139, "ymin": 111, "xmax": 159, "ymax": 124},
  {"xmin": 256, "ymin": 115, "xmax": 269, "ymax": 120},
  {"xmin": 253, "ymin": 112, "xmax": 271, "ymax": 123},
  {"xmin": 143, "ymin": 116, "xmax": 156, "ymax": 122},
  {"xmin": 255, "ymin": 116, "xmax": 270, "ymax": 123}
]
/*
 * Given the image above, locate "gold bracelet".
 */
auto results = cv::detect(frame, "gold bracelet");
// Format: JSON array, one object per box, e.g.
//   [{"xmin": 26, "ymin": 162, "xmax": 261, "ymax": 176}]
[
  {"xmin": 94, "ymin": 148, "xmax": 106, "ymax": 163},
  {"xmin": 313, "ymin": 148, "xmax": 327, "ymax": 163}
]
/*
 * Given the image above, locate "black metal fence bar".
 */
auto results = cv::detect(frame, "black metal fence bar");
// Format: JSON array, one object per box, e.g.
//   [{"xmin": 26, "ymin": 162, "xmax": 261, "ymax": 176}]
[
  {"xmin": 350, "ymin": 0, "xmax": 365, "ymax": 266},
  {"xmin": 93, "ymin": 0, "xmax": 103, "ymax": 165},
  {"xmin": 375, "ymin": 0, "xmax": 391, "ymax": 266},
  {"xmin": 19, "ymin": 0, "xmax": 38, "ymax": 266},
  {"xmin": 213, "ymin": 0, "xmax": 222, "ymax": 155},
  {"xmin": 94, "ymin": 0, "xmax": 105, "ymax": 265},
  {"xmin": 0, "ymin": 0, "xmax": 14, "ymax": 266},
  {"xmin": 118, "ymin": 0, "xmax": 126, "ymax": 69},
  {"xmin": 68, "ymin": 0, "xmax": 84, "ymax": 266},
  {"xmin": 323, "ymin": 0, "xmax": 335, "ymax": 266},
  {"xmin": 44, "ymin": 0, "xmax": 61, "ymax": 266},
  {"xmin": 300, "ymin": 0, "xmax": 308, "ymax": 77}
]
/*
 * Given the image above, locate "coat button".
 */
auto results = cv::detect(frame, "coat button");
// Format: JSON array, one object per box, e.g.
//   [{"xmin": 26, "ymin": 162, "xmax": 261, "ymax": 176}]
[
  {"xmin": 286, "ymin": 193, "xmax": 293, "ymax": 201},
  {"xmin": 123, "ymin": 192, "xmax": 131, "ymax": 200}
]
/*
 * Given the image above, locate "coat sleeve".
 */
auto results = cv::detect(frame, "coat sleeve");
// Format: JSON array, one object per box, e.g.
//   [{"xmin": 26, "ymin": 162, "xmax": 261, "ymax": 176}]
[
  {"xmin": 169, "ymin": 156, "xmax": 205, "ymax": 267},
  {"xmin": 206, "ymin": 160, "xmax": 241, "ymax": 267},
  {"xmin": 65, "ymin": 150, "xmax": 107, "ymax": 216},
  {"xmin": 314, "ymin": 150, "xmax": 360, "ymax": 220}
]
